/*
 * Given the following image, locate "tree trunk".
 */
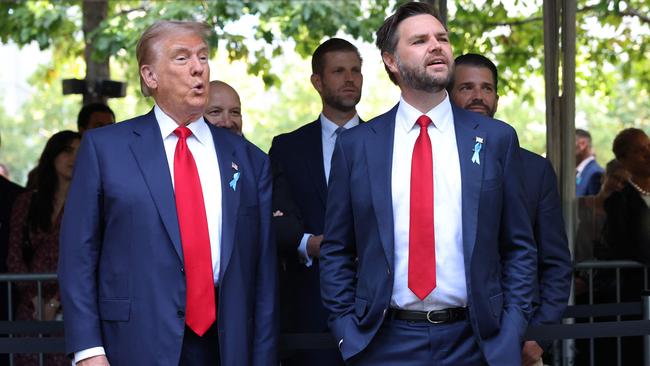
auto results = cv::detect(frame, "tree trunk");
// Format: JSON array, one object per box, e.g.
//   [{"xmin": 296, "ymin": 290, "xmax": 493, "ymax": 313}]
[
  {"xmin": 82, "ymin": 0, "xmax": 109, "ymax": 105},
  {"xmin": 423, "ymin": 0, "xmax": 448, "ymax": 25}
]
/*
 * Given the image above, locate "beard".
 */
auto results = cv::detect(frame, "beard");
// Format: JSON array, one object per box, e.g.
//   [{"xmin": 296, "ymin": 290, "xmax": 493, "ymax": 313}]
[
  {"xmin": 322, "ymin": 85, "xmax": 361, "ymax": 113},
  {"xmin": 396, "ymin": 54, "xmax": 452, "ymax": 93}
]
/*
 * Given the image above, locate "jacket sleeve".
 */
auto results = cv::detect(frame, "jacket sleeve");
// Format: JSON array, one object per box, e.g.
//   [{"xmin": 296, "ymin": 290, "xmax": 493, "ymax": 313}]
[
  {"xmin": 530, "ymin": 160, "xmax": 572, "ymax": 327},
  {"xmin": 58, "ymin": 133, "xmax": 105, "ymax": 355},
  {"xmin": 252, "ymin": 155, "xmax": 280, "ymax": 366}
]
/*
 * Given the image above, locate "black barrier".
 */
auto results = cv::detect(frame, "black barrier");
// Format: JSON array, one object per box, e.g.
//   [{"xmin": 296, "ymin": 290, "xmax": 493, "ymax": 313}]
[{"xmin": 0, "ymin": 301, "xmax": 648, "ymax": 354}]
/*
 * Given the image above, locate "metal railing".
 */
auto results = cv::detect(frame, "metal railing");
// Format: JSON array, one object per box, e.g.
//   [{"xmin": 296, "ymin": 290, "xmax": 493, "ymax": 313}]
[
  {"xmin": 0, "ymin": 273, "xmax": 61, "ymax": 366},
  {"xmin": 0, "ymin": 262, "xmax": 648, "ymax": 366}
]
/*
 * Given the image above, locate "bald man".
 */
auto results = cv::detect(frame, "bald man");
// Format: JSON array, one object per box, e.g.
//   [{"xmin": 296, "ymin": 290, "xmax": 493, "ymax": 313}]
[{"xmin": 204, "ymin": 80, "xmax": 243, "ymax": 135}]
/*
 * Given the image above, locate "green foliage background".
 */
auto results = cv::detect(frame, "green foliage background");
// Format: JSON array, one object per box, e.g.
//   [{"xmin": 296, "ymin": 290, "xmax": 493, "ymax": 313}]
[{"xmin": 0, "ymin": 0, "xmax": 649, "ymax": 184}]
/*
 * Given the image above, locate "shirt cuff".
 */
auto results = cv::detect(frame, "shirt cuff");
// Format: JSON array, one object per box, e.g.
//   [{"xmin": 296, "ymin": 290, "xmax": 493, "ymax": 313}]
[
  {"xmin": 298, "ymin": 233, "xmax": 313, "ymax": 268},
  {"xmin": 74, "ymin": 347, "xmax": 105, "ymax": 364}
]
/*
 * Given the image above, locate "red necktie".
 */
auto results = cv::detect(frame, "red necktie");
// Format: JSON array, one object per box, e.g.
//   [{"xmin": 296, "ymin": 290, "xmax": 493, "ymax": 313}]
[
  {"xmin": 408, "ymin": 115, "xmax": 436, "ymax": 300},
  {"xmin": 173, "ymin": 126, "xmax": 216, "ymax": 336}
]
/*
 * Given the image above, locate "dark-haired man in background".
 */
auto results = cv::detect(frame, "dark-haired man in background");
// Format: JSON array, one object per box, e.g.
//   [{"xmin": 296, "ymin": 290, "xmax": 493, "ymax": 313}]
[
  {"xmin": 76, "ymin": 102, "xmax": 115, "ymax": 134},
  {"xmin": 269, "ymin": 37, "xmax": 363, "ymax": 366},
  {"xmin": 449, "ymin": 53, "xmax": 571, "ymax": 366},
  {"xmin": 575, "ymin": 128, "xmax": 604, "ymax": 196}
]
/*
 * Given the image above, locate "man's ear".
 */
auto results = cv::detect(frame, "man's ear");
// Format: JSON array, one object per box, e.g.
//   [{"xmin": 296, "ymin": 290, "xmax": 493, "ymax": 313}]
[
  {"xmin": 310, "ymin": 73, "xmax": 322, "ymax": 94},
  {"xmin": 382, "ymin": 51, "xmax": 398, "ymax": 75},
  {"xmin": 140, "ymin": 64, "xmax": 158, "ymax": 90}
]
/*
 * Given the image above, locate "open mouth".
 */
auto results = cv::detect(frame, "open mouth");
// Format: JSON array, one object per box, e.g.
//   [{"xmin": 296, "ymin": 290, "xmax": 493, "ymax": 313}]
[
  {"xmin": 192, "ymin": 82, "xmax": 205, "ymax": 93},
  {"xmin": 426, "ymin": 58, "xmax": 447, "ymax": 67}
]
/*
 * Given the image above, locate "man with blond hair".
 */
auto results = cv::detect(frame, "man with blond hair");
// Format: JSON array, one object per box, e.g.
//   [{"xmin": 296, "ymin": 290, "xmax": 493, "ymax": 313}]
[{"xmin": 59, "ymin": 21, "xmax": 277, "ymax": 365}]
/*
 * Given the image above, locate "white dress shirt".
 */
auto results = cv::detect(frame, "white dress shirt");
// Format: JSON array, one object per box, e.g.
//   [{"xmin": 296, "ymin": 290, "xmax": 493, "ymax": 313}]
[
  {"xmin": 576, "ymin": 155, "xmax": 595, "ymax": 180},
  {"xmin": 297, "ymin": 113, "xmax": 359, "ymax": 267},
  {"xmin": 74, "ymin": 106, "xmax": 223, "ymax": 364},
  {"xmin": 157, "ymin": 105, "xmax": 223, "ymax": 283},
  {"xmin": 390, "ymin": 95, "xmax": 468, "ymax": 311}
]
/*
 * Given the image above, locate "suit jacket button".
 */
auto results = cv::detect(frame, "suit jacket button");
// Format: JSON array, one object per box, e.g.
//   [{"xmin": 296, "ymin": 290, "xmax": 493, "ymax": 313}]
[
  {"xmin": 180, "ymin": 267, "xmax": 184, "ymax": 274},
  {"xmin": 177, "ymin": 310, "xmax": 185, "ymax": 318}
]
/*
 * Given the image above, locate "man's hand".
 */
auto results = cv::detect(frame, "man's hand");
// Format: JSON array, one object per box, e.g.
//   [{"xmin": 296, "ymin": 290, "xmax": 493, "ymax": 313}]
[
  {"xmin": 31, "ymin": 296, "xmax": 60, "ymax": 321},
  {"xmin": 77, "ymin": 355, "xmax": 110, "ymax": 366},
  {"xmin": 522, "ymin": 340, "xmax": 544, "ymax": 366},
  {"xmin": 306, "ymin": 234, "xmax": 324, "ymax": 258}
]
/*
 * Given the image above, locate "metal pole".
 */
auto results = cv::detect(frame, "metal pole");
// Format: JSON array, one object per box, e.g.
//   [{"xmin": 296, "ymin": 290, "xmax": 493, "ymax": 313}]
[{"xmin": 641, "ymin": 291, "xmax": 650, "ymax": 365}]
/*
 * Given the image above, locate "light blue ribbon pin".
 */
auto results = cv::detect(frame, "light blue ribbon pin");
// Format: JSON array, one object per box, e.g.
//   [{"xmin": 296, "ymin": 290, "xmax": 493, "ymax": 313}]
[
  {"xmin": 229, "ymin": 171, "xmax": 240, "ymax": 191},
  {"xmin": 472, "ymin": 137, "xmax": 483, "ymax": 165}
]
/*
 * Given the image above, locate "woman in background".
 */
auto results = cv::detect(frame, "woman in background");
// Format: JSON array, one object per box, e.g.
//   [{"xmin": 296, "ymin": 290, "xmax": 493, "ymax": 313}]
[{"xmin": 7, "ymin": 130, "xmax": 80, "ymax": 365}]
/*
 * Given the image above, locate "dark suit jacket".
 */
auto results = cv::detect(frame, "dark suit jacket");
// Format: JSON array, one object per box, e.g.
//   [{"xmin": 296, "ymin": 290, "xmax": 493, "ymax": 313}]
[
  {"xmin": 319, "ymin": 104, "xmax": 537, "ymax": 365},
  {"xmin": 603, "ymin": 183, "xmax": 650, "ymax": 264},
  {"xmin": 0, "ymin": 176, "xmax": 23, "ymax": 363},
  {"xmin": 519, "ymin": 149, "xmax": 571, "ymax": 333},
  {"xmin": 0, "ymin": 176, "xmax": 23, "ymax": 271},
  {"xmin": 268, "ymin": 119, "xmax": 331, "ymax": 335},
  {"xmin": 271, "ymin": 160, "xmax": 304, "ymax": 256},
  {"xmin": 58, "ymin": 110, "xmax": 278, "ymax": 365},
  {"xmin": 576, "ymin": 159, "xmax": 604, "ymax": 196}
]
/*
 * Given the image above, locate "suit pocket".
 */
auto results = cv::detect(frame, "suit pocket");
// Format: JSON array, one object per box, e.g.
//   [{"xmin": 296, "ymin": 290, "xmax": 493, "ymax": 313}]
[
  {"xmin": 98, "ymin": 298, "xmax": 130, "ymax": 321},
  {"xmin": 489, "ymin": 293, "xmax": 503, "ymax": 319}
]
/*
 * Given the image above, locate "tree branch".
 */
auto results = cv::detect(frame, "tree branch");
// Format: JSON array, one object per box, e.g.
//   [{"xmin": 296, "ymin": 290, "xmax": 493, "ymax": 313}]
[
  {"xmin": 484, "ymin": 3, "xmax": 649, "ymax": 27},
  {"xmin": 621, "ymin": 7, "xmax": 650, "ymax": 25}
]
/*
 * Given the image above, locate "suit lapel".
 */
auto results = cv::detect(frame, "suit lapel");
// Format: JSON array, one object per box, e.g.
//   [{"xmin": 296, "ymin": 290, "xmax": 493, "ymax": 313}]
[
  {"xmin": 302, "ymin": 120, "xmax": 328, "ymax": 207},
  {"xmin": 366, "ymin": 106, "xmax": 398, "ymax": 272},
  {"xmin": 452, "ymin": 106, "xmax": 486, "ymax": 262},
  {"xmin": 129, "ymin": 110, "xmax": 183, "ymax": 262},
  {"xmin": 210, "ymin": 126, "xmax": 240, "ymax": 281}
]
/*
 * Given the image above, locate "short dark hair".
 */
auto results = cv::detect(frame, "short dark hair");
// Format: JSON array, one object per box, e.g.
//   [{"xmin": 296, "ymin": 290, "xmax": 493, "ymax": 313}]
[
  {"xmin": 576, "ymin": 128, "xmax": 593, "ymax": 149},
  {"xmin": 376, "ymin": 1, "xmax": 444, "ymax": 84},
  {"xmin": 77, "ymin": 103, "xmax": 115, "ymax": 131},
  {"xmin": 450, "ymin": 53, "xmax": 499, "ymax": 92},
  {"xmin": 311, "ymin": 38, "xmax": 362, "ymax": 76},
  {"xmin": 612, "ymin": 128, "xmax": 646, "ymax": 160}
]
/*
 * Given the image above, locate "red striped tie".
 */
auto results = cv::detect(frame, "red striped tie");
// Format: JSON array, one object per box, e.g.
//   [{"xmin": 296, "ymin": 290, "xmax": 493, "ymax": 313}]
[
  {"xmin": 408, "ymin": 115, "xmax": 436, "ymax": 300},
  {"xmin": 173, "ymin": 126, "xmax": 216, "ymax": 336}
]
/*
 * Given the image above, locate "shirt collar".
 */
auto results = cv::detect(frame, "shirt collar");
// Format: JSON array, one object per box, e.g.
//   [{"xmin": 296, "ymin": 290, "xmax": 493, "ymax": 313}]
[
  {"xmin": 396, "ymin": 92, "xmax": 453, "ymax": 133},
  {"xmin": 576, "ymin": 155, "xmax": 595, "ymax": 174},
  {"xmin": 155, "ymin": 104, "xmax": 211, "ymax": 145},
  {"xmin": 320, "ymin": 113, "xmax": 360, "ymax": 138}
]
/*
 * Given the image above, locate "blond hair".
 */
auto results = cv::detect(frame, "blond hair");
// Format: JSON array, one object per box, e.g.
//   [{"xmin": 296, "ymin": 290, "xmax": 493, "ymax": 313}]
[{"xmin": 136, "ymin": 21, "xmax": 212, "ymax": 97}]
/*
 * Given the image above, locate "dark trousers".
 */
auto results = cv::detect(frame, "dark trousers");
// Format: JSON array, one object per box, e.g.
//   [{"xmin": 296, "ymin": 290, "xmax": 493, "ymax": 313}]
[
  {"xmin": 179, "ymin": 323, "xmax": 220, "ymax": 366},
  {"xmin": 179, "ymin": 287, "xmax": 220, "ymax": 366},
  {"xmin": 348, "ymin": 318, "xmax": 487, "ymax": 366}
]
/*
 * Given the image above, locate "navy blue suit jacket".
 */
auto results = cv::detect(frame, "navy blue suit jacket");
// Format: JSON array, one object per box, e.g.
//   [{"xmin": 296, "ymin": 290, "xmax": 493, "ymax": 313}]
[
  {"xmin": 576, "ymin": 159, "xmax": 603, "ymax": 196},
  {"xmin": 268, "ymin": 119, "xmax": 330, "ymax": 333},
  {"xmin": 519, "ymin": 149, "xmax": 571, "ymax": 332},
  {"xmin": 58, "ymin": 110, "xmax": 278, "ymax": 365},
  {"xmin": 319, "ymin": 105, "xmax": 537, "ymax": 365}
]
